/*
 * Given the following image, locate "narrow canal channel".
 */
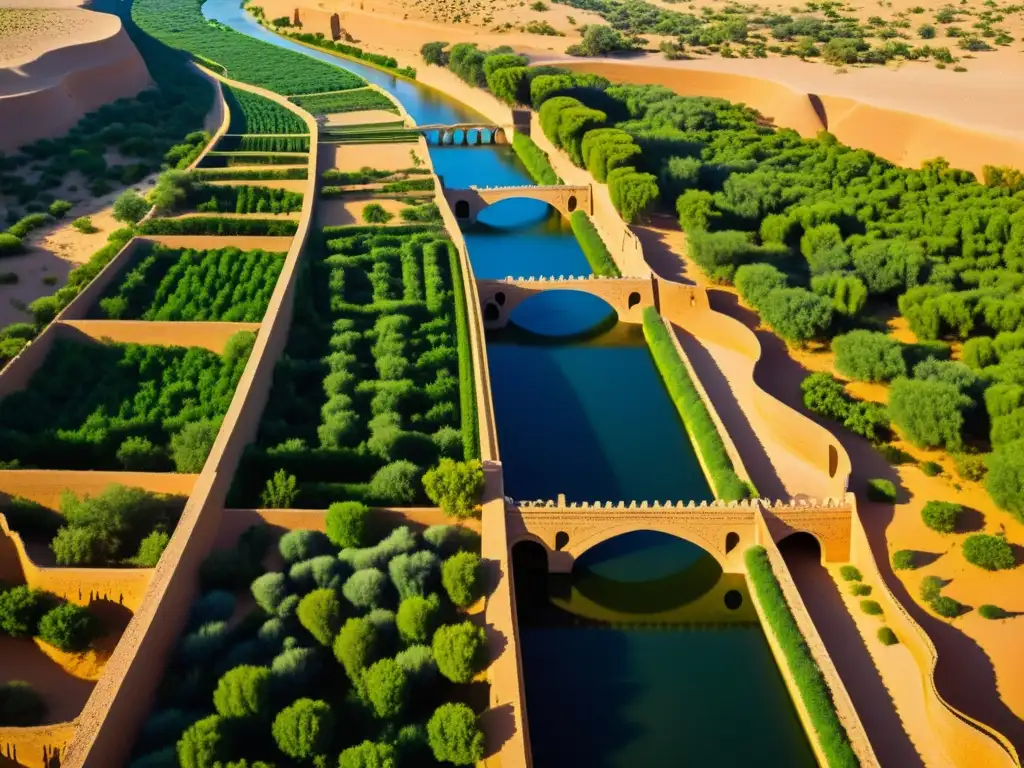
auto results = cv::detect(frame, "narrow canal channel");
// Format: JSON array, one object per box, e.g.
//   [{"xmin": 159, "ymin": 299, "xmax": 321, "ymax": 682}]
[{"xmin": 200, "ymin": 5, "xmax": 816, "ymax": 763}]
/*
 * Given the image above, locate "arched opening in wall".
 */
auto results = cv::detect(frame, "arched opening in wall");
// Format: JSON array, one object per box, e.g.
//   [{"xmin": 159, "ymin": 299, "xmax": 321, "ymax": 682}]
[
  {"xmin": 511, "ymin": 540, "xmax": 549, "ymax": 625},
  {"xmin": 494, "ymin": 128, "xmax": 505, "ymax": 144},
  {"xmin": 567, "ymin": 195, "xmax": 578, "ymax": 213},
  {"xmin": 725, "ymin": 531, "xmax": 740, "ymax": 553},
  {"xmin": 483, "ymin": 302, "xmax": 500, "ymax": 323},
  {"xmin": 724, "ymin": 589, "xmax": 743, "ymax": 610},
  {"xmin": 829, "ymin": 444, "xmax": 839, "ymax": 478},
  {"xmin": 777, "ymin": 531, "xmax": 823, "ymax": 566},
  {"xmin": 454, "ymin": 199, "xmax": 470, "ymax": 219},
  {"xmin": 507, "ymin": 290, "xmax": 615, "ymax": 338},
  {"xmin": 494, "ymin": 291, "xmax": 506, "ymax": 307},
  {"xmin": 554, "ymin": 531, "xmax": 569, "ymax": 551},
  {"xmin": 627, "ymin": 291, "xmax": 641, "ymax": 310}
]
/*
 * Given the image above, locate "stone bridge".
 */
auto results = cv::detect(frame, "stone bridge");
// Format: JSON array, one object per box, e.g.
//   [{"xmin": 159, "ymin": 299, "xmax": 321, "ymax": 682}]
[
  {"xmin": 416, "ymin": 123, "xmax": 511, "ymax": 146},
  {"xmin": 441, "ymin": 183, "xmax": 592, "ymax": 224},
  {"xmin": 476, "ymin": 274, "xmax": 655, "ymax": 329},
  {"xmin": 506, "ymin": 495, "xmax": 854, "ymax": 574}
]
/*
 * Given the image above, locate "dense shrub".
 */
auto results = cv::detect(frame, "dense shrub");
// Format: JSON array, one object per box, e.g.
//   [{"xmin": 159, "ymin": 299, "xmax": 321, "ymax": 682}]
[
  {"xmin": 866, "ymin": 478, "xmax": 897, "ymax": 502},
  {"xmin": 212, "ymin": 665, "xmax": 271, "ymax": 719},
  {"xmin": 921, "ymin": 501, "xmax": 961, "ymax": 533},
  {"xmin": 860, "ymin": 600, "xmax": 883, "ymax": 616},
  {"xmin": 326, "ymin": 501, "xmax": 370, "ymax": 548},
  {"xmin": 251, "ymin": 572, "xmax": 289, "ymax": 614},
  {"xmin": 849, "ymin": 583, "xmax": 871, "ymax": 597},
  {"xmin": 892, "ymin": 550, "xmax": 916, "ymax": 570},
  {"xmin": 427, "ymin": 703, "xmax": 485, "ymax": 766},
  {"xmin": 877, "ymin": 627, "xmax": 898, "ymax": 645},
  {"xmin": 441, "ymin": 551, "xmax": 482, "ymax": 608},
  {"xmin": 931, "ymin": 595, "xmax": 962, "ymax": 618},
  {"xmin": 422, "ymin": 459, "xmax": 484, "ymax": 518},
  {"xmin": 370, "ymin": 460, "xmax": 420, "ymax": 504},
  {"xmin": 334, "ymin": 617, "xmax": 380, "ymax": 681},
  {"xmin": 512, "ymin": 134, "xmax": 560, "ymax": 184},
  {"xmin": 363, "ymin": 657, "xmax": 409, "ymax": 719},
  {"xmin": 37, "ymin": 602, "xmax": 96, "ymax": 651},
  {"xmin": 569, "ymin": 211, "xmax": 619, "ymax": 276},
  {"xmin": 343, "ymin": 568, "xmax": 389, "ymax": 610},
  {"xmin": 888, "ymin": 377, "xmax": 971, "ymax": 451},
  {"xmin": 297, "ymin": 588, "xmax": 343, "ymax": 645},
  {"xmin": 389, "ymin": 551, "xmax": 440, "ymax": 600},
  {"xmin": 839, "ymin": 565, "xmax": 862, "ymax": 582},
  {"xmin": 986, "ymin": 444, "xmax": 1024, "ymax": 523},
  {"xmin": 832, "ymin": 331, "xmax": 907, "ymax": 382},
  {"xmin": 176, "ymin": 714, "xmax": 229, "ymax": 768},
  {"xmin": 979, "ymin": 604, "xmax": 1008, "ymax": 619},
  {"xmin": 961, "ymin": 533, "xmax": 1015, "ymax": 570},
  {"xmin": 432, "ymin": 621, "xmax": 486, "ymax": 684},
  {"xmin": 397, "ymin": 594, "xmax": 440, "ymax": 645},
  {"xmin": 271, "ymin": 698, "xmax": 334, "ymax": 759},
  {"xmin": 279, "ymin": 530, "xmax": 332, "ymax": 564},
  {"xmin": 113, "ymin": 190, "xmax": 151, "ymax": 223},
  {"xmin": 0, "ymin": 586, "xmax": 50, "ymax": 637},
  {"xmin": 340, "ymin": 740, "xmax": 399, "ymax": 768}
]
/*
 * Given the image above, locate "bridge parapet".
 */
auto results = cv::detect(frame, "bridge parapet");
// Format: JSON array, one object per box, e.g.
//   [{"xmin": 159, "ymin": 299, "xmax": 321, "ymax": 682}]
[
  {"xmin": 760, "ymin": 494, "xmax": 854, "ymax": 562},
  {"xmin": 442, "ymin": 182, "xmax": 592, "ymax": 223}
]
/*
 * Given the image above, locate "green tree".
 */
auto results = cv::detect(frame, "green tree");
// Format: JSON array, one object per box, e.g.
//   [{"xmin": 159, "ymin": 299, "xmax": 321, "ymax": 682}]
[
  {"xmin": 362, "ymin": 658, "xmax": 409, "ymax": 719},
  {"xmin": 339, "ymin": 740, "xmax": 398, "ymax": 768},
  {"xmin": 832, "ymin": 330, "xmax": 907, "ymax": 382},
  {"xmin": 432, "ymin": 621, "xmax": 486, "ymax": 683},
  {"xmin": 132, "ymin": 530, "xmax": 170, "ymax": 566},
  {"xmin": 176, "ymin": 714, "xmax": 229, "ymax": 768},
  {"xmin": 396, "ymin": 594, "xmax": 440, "ymax": 645},
  {"xmin": 369, "ymin": 460, "xmax": 420, "ymax": 504},
  {"xmin": 388, "ymin": 551, "xmax": 440, "ymax": 600},
  {"xmin": 334, "ymin": 616, "xmax": 380, "ymax": 682},
  {"xmin": 427, "ymin": 703, "xmax": 485, "ymax": 766},
  {"xmin": 422, "ymin": 459, "xmax": 484, "ymax": 518},
  {"xmin": 37, "ymin": 602, "xmax": 95, "ymax": 651},
  {"xmin": 212, "ymin": 665, "xmax": 271, "ymax": 719},
  {"xmin": 734, "ymin": 263, "xmax": 786, "ymax": 308},
  {"xmin": 296, "ymin": 588, "xmax": 343, "ymax": 646},
  {"xmin": 112, "ymin": 190, "xmax": 151, "ymax": 224},
  {"xmin": 986, "ymin": 443, "xmax": 1024, "ymax": 522},
  {"xmin": 260, "ymin": 469, "xmax": 298, "ymax": 508},
  {"xmin": 251, "ymin": 572, "xmax": 289, "ymax": 614},
  {"xmin": 343, "ymin": 568, "xmax": 389, "ymax": 610},
  {"xmin": 271, "ymin": 698, "xmax": 333, "ymax": 760},
  {"xmin": 889, "ymin": 378, "xmax": 971, "ymax": 450},
  {"xmin": 170, "ymin": 420, "xmax": 221, "ymax": 473},
  {"xmin": 759, "ymin": 287, "xmax": 834, "ymax": 345},
  {"xmin": 921, "ymin": 501, "xmax": 960, "ymax": 533},
  {"xmin": 326, "ymin": 501, "xmax": 370, "ymax": 548},
  {"xmin": 116, "ymin": 436, "xmax": 166, "ymax": 470},
  {"xmin": 441, "ymin": 551, "xmax": 483, "ymax": 608},
  {"xmin": 962, "ymin": 533, "xmax": 1015, "ymax": 570},
  {"xmin": 0, "ymin": 586, "xmax": 50, "ymax": 637}
]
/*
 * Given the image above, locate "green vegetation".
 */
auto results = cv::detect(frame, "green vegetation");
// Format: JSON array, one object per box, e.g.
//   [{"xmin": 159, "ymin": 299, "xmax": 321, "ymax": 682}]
[
  {"xmin": 291, "ymin": 89, "xmax": 399, "ymax": 115},
  {"xmin": 642, "ymin": 307, "xmax": 750, "ymax": 500},
  {"xmin": 800, "ymin": 372, "xmax": 891, "ymax": 444},
  {"xmin": 567, "ymin": 24, "xmax": 646, "ymax": 56},
  {"xmin": 570, "ymin": 210, "xmax": 620, "ymax": 277},
  {"xmin": 860, "ymin": 599, "xmax": 883, "ymax": 616},
  {"xmin": 191, "ymin": 183, "xmax": 303, "ymax": 214},
  {"xmin": 0, "ymin": 584, "xmax": 97, "ymax": 652},
  {"xmin": 0, "ymin": 333, "xmax": 253, "ymax": 470},
  {"xmin": 132, "ymin": 521, "xmax": 485, "ymax": 766},
  {"xmin": 920, "ymin": 574, "xmax": 963, "ymax": 617},
  {"xmin": 849, "ymin": 583, "xmax": 871, "ymax": 597},
  {"xmin": 193, "ymin": 167, "xmax": 308, "ymax": 182},
  {"xmin": 961, "ymin": 533, "xmax": 1016, "ymax": 571},
  {"xmin": 284, "ymin": 32, "xmax": 416, "ymax": 79},
  {"xmin": 96, "ymin": 244, "xmax": 285, "ymax": 322},
  {"xmin": 892, "ymin": 550, "xmax": 916, "ymax": 570},
  {"xmin": 839, "ymin": 565, "xmax": 862, "ymax": 582},
  {"xmin": 215, "ymin": 135, "xmax": 310, "ymax": 153},
  {"xmin": 511, "ymin": 133, "xmax": 562, "ymax": 185},
  {"xmin": 131, "ymin": 0, "xmax": 363, "ymax": 95},
  {"xmin": 866, "ymin": 478, "xmax": 897, "ymax": 502},
  {"xmin": 921, "ymin": 500, "xmax": 961, "ymax": 533},
  {"xmin": 137, "ymin": 217, "xmax": 298, "ymax": 237},
  {"xmin": 231, "ymin": 221, "xmax": 477, "ymax": 506},
  {"xmin": 877, "ymin": 627, "xmax": 898, "ymax": 645},
  {"xmin": 362, "ymin": 204, "xmax": 394, "ymax": 224},
  {"xmin": 199, "ymin": 152, "xmax": 306, "ymax": 169},
  {"xmin": 224, "ymin": 86, "xmax": 307, "ymax": 134},
  {"xmin": 979, "ymin": 604, "xmax": 1008, "ymax": 619},
  {"xmin": 745, "ymin": 546, "xmax": 857, "ymax": 768},
  {"xmin": 423, "ymin": 459, "xmax": 485, "ymax": 519},
  {"xmin": 322, "ymin": 167, "xmax": 430, "ymax": 186}
]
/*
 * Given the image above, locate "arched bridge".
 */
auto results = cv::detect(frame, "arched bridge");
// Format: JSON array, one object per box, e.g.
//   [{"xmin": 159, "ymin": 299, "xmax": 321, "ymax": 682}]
[
  {"xmin": 476, "ymin": 274, "xmax": 655, "ymax": 329},
  {"xmin": 416, "ymin": 123, "xmax": 511, "ymax": 146},
  {"xmin": 441, "ymin": 183, "xmax": 592, "ymax": 224},
  {"xmin": 507, "ymin": 495, "xmax": 854, "ymax": 574}
]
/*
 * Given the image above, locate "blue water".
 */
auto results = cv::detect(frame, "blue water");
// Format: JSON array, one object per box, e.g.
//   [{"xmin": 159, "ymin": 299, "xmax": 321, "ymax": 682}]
[{"xmin": 200, "ymin": 8, "xmax": 814, "ymax": 764}]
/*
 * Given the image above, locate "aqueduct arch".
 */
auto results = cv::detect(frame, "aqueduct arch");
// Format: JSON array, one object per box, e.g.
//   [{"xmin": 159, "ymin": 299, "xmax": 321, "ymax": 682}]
[
  {"xmin": 476, "ymin": 275, "xmax": 655, "ymax": 330},
  {"xmin": 441, "ymin": 183, "xmax": 592, "ymax": 224}
]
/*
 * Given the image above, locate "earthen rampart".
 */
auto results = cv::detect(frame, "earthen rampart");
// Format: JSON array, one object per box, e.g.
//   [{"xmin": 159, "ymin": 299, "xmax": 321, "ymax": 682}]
[
  {"xmin": 0, "ymin": 721, "xmax": 76, "ymax": 768},
  {"xmin": 59, "ymin": 319, "xmax": 261, "ymax": 352}
]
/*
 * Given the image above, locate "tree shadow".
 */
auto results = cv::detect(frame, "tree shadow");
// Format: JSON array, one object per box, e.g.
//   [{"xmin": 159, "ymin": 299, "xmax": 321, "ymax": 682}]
[
  {"xmin": 779, "ymin": 534, "xmax": 925, "ymax": 768},
  {"xmin": 905, "ymin": 550, "xmax": 944, "ymax": 569},
  {"xmin": 480, "ymin": 702, "xmax": 518, "ymax": 758},
  {"xmin": 955, "ymin": 506, "xmax": 987, "ymax": 534},
  {"xmin": 1010, "ymin": 542, "xmax": 1024, "ymax": 568}
]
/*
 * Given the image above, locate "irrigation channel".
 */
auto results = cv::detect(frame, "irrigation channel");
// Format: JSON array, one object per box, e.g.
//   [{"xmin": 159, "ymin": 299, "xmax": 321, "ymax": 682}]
[{"xmin": 204, "ymin": 3, "xmax": 816, "ymax": 763}]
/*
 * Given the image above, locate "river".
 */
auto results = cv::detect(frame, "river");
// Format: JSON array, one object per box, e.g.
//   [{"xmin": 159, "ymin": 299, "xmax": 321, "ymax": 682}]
[{"xmin": 199, "ymin": 4, "xmax": 815, "ymax": 763}]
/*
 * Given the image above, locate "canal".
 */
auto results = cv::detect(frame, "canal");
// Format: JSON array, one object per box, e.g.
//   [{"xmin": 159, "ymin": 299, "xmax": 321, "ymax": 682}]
[{"xmin": 200, "ymin": 4, "xmax": 816, "ymax": 763}]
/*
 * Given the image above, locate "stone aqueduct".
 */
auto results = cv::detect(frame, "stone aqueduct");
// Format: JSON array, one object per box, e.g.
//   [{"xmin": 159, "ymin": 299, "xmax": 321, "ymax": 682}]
[
  {"xmin": 441, "ymin": 182, "xmax": 592, "ymax": 224},
  {"xmin": 476, "ymin": 274, "xmax": 656, "ymax": 328},
  {"xmin": 416, "ymin": 123, "xmax": 510, "ymax": 146},
  {"xmin": 507, "ymin": 495, "xmax": 854, "ymax": 575}
]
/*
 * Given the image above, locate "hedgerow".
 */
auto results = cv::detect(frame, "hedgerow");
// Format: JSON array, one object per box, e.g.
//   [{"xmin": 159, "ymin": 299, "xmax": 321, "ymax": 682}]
[
  {"xmin": 132, "ymin": 520, "xmax": 483, "ymax": 767},
  {"xmin": 284, "ymin": 32, "xmax": 416, "ymax": 79},
  {"xmin": 96, "ymin": 244, "xmax": 285, "ymax": 322},
  {"xmin": 137, "ymin": 217, "xmax": 298, "ymax": 237},
  {"xmin": 0, "ymin": 333, "xmax": 254, "ymax": 469},
  {"xmin": 0, "ymin": 584, "xmax": 98, "ymax": 654},
  {"xmin": 745, "ymin": 546, "xmax": 858, "ymax": 768},
  {"xmin": 570, "ymin": 210, "xmax": 620, "ymax": 277},
  {"xmin": 224, "ymin": 86, "xmax": 306, "ymax": 134},
  {"xmin": 190, "ymin": 184, "xmax": 303, "ymax": 214},
  {"xmin": 131, "ymin": 0, "xmax": 363, "ymax": 94},
  {"xmin": 290, "ymin": 89, "xmax": 399, "ymax": 115},
  {"xmin": 642, "ymin": 307, "xmax": 750, "ymax": 500},
  {"xmin": 230, "ymin": 218, "xmax": 477, "ymax": 505},
  {"xmin": 198, "ymin": 152, "xmax": 306, "ymax": 169},
  {"xmin": 215, "ymin": 135, "xmax": 310, "ymax": 153},
  {"xmin": 511, "ymin": 133, "xmax": 561, "ymax": 185},
  {"xmin": 193, "ymin": 167, "xmax": 307, "ymax": 181}
]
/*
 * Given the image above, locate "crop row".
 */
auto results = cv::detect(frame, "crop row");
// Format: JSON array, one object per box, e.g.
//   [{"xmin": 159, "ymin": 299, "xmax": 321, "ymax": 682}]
[
  {"xmin": 131, "ymin": 0, "xmax": 363, "ymax": 95},
  {"xmin": 138, "ymin": 217, "xmax": 299, "ymax": 237},
  {"xmin": 290, "ymin": 89, "xmax": 399, "ymax": 115},
  {"xmin": 321, "ymin": 168, "xmax": 430, "ymax": 185},
  {"xmin": 224, "ymin": 85, "xmax": 307, "ymax": 134},
  {"xmin": 193, "ymin": 185, "xmax": 304, "ymax": 215},
  {"xmin": 232, "ymin": 224, "xmax": 475, "ymax": 507},
  {"xmin": 193, "ymin": 167, "xmax": 308, "ymax": 181},
  {"xmin": 216, "ymin": 136, "xmax": 311, "ymax": 153},
  {"xmin": 0, "ymin": 333, "xmax": 255, "ymax": 471},
  {"xmin": 95, "ymin": 244, "xmax": 285, "ymax": 323}
]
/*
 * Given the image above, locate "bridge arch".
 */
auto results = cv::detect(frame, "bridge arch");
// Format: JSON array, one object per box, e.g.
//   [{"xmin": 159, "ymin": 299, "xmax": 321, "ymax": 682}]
[
  {"xmin": 477, "ymin": 277, "xmax": 655, "ymax": 331},
  {"xmin": 443, "ymin": 184, "xmax": 591, "ymax": 224}
]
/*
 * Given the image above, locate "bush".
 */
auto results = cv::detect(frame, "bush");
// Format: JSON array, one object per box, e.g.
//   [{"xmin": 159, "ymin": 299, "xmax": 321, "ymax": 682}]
[
  {"xmin": 279, "ymin": 529, "xmax": 332, "ymax": 564},
  {"xmin": 735, "ymin": 263, "xmax": 787, "ymax": 308},
  {"xmin": 260, "ymin": 469, "xmax": 298, "ymax": 508},
  {"xmin": 272, "ymin": 698, "xmax": 334, "ymax": 760},
  {"xmin": 931, "ymin": 595, "xmax": 962, "ymax": 618},
  {"xmin": 362, "ymin": 203, "xmax": 394, "ymax": 224},
  {"xmin": 251, "ymin": 572, "xmax": 289, "ymax": 614},
  {"xmin": 343, "ymin": 568, "xmax": 389, "ymax": 610},
  {"xmin": 838, "ymin": 565, "xmax": 862, "ymax": 582},
  {"xmin": 132, "ymin": 530, "xmax": 171, "ymax": 567},
  {"xmin": 0, "ymin": 585, "xmax": 50, "ymax": 637},
  {"xmin": 892, "ymin": 550, "xmax": 916, "ymax": 570},
  {"xmin": 569, "ymin": 211, "xmax": 619, "ymax": 277},
  {"xmin": 340, "ymin": 741, "xmax": 398, "ymax": 768},
  {"xmin": 877, "ymin": 627, "xmax": 898, "ymax": 645},
  {"xmin": 0, "ymin": 681, "xmax": 46, "ymax": 726},
  {"xmin": 370, "ymin": 460, "xmax": 420, "ymax": 504},
  {"xmin": 832, "ymin": 331, "xmax": 907, "ymax": 382},
  {"xmin": 759, "ymin": 287, "xmax": 834, "ymax": 345},
  {"xmin": 961, "ymin": 533, "xmax": 1015, "ymax": 571},
  {"xmin": 37, "ymin": 602, "xmax": 96, "ymax": 651},
  {"xmin": 189, "ymin": 590, "xmax": 235, "ymax": 627},
  {"xmin": 395, "ymin": 644, "xmax": 438, "ymax": 687},
  {"xmin": 389, "ymin": 551, "xmax": 439, "ymax": 600},
  {"xmin": 170, "ymin": 420, "xmax": 220, "ymax": 473},
  {"xmin": 432, "ymin": 621, "xmax": 486, "ymax": 684},
  {"xmin": 953, "ymin": 453, "xmax": 986, "ymax": 482},
  {"xmin": 921, "ymin": 460, "xmax": 943, "ymax": 477},
  {"xmin": 117, "ymin": 436, "xmax": 167, "ymax": 471},
  {"xmin": 641, "ymin": 308, "xmax": 750, "ymax": 499},
  {"xmin": 889, "ymin": 377, "xmax": 971, "ymax": 451},
  {"xmin": 297, "ymin": 588, "xmax": 343, "ymax": 645},
  {"xmin": 745, "ymin": 548, "xmax": 857, "ymax": 767},
  {"xmin": 422, "ymin": 459, "xmax": 484, "ymax": 519},
  {"xmin": 176, "ymin": 714, "xmax": 228, "ymax": 768},
  {"xmin": 866, "ymin": 478, "xmax": 897, "ymax": 502},
  {"xmin": 290, "ymin": 555, "xmax": 346, "ymax": 593},
  {"xmin": 921, "ymin": 501, "xmax": 960, "ymax": 533},
  {"xmin": 72, "ymin": 216, "xmax": 97, "ymax": 234},
  {"xmin": 979, "ymin": 604, "xmax": 1008, "ymax": 619},
  {"xmin": 860, "ymin": 599, "xmax": 883, "ymax": 616},
  {"xmin": 919, "ymin": 575, "xmax": 943, "ymax": 602},
  {"xmin": 113, "ymin": 190, "xmax": 151, "ymax": 224},
  {"xmin": 334, "ymin": 617, "xmax": 379, "ymax": 681},
  {"xmin": 212, "ymin": 665, "xmax": 271, "ymax": 719},
  {"xmin": 427, "ymin": 703, "xmax": 485, "ymax": 766},
  {"xmin": 849, "ymin": 583, "xmax": 871, "ymax": 596},
  {"xmin": 48, "ymin": 200, "xmax": 73, "ymax": 219},
  {"xmin": 441, "ymin": 551, "xmax": 482, "ymax": 608},
  {"xmin": 326, "ymin": 501, "xmax": 370, "ymax": 548},
  {"xmin": 511, "ymin": 133, "xmax": 560, "ymax": 184},
  {"xmin": 986, "ymin": 444, "xmax": 1024, "ymax": 523},
  {"xmin": 397, "ymin": 594, "xmax": 440, "ymax": 644},
  {"xmin": 0, "ymin": 233, "xmax": 23, "ymax": 256},
  {"xmin": 363, "ymin": 657, "xmax": 408, "ymax": 719},
  {"xmin": 270, "ymin": 646, "xmax": 321, "ymax": 688}
]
